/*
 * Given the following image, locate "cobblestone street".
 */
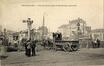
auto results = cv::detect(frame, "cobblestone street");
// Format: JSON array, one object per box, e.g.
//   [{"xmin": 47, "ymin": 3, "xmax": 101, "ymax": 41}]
[{"xmin": 1, "ymin": 48, "xmax": 104, "ymax": 66}]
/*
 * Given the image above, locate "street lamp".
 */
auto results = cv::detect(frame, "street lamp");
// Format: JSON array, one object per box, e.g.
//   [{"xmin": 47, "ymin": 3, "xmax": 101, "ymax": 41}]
[
  {"xmin": 77, "ymin": 22, "xmax": 80, "ymax": 39},
  {"xmin": 23, "ymin": 18, "xmax": 33, "ymax": 40}
]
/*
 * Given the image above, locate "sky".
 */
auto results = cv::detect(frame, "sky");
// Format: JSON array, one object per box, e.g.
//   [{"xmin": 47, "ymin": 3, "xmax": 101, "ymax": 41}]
[{"xmin": 0, "ymin": 0, "xmax": 103, "ymax": 32}]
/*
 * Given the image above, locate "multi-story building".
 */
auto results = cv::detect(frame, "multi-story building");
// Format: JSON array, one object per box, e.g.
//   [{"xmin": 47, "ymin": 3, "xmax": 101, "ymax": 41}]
[
  {"xmin": 58, "ymin": 18, "xmax": 91, "ymax": 40},
  {"xmin": 37, "ymin": 26, "xmax": 48, "ymax": 40},
  {"xmin": 58, "ymin": 24, "xmax": 70, "ymax": 40},
  {"xmin": 91, "ymin": 29, "xmax": 104, "ymax": 41},
  {"xmin": 69, "ymin": 18, "xmax": 86, "ymax": 36}
]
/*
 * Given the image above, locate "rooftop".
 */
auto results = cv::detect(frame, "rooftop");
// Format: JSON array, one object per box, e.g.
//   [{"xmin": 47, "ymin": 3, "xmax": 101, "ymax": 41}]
[
  {"xmin": 69, "ymin": 18, "xmax": 86, "ymax": 24},
  {"xmin": 91, "ymin": 29, "xmax": 104, "ymax": 33},
  {"xmin": 58, "ymin": 24, "xmax": 69, "ymax": 29}
]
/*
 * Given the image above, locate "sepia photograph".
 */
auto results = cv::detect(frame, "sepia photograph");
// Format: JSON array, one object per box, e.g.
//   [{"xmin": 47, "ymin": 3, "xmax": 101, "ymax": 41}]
[{"xmin": 0, "ymin": 0, "xmax": 104, "ymax": 66}]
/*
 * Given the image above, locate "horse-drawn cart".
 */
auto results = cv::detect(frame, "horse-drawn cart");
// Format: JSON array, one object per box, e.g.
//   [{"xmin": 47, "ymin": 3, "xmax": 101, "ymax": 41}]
[{"xmin": 53, "ymin": 33, "xmax": 79, "ymax": 52}]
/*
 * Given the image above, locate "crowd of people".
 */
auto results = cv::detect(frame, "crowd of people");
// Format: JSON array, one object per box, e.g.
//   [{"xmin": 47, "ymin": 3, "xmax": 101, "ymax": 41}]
[
  {"xmin": 0, "ymin": 34, "xmax": 102, "ymax": 57},
  {"xmin": 92, "ymin": 39, "xmax": 100, "ymax": 48},
  {"xmin": 24, "ymin": 39, "xmax": 36, "ymax": 57}
]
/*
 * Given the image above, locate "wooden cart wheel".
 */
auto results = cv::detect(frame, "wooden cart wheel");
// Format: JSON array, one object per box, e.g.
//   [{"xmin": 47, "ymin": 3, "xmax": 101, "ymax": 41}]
[
  {"xmin": 71, "ymin": 45, "xmax": 78, "ymax": 51},
  {"xmin": 66, "ymin": 43, "xmax": 73, "ymax": 52},
  {"xmin": 63, "ymin": 44, "xmax": 68, "ymax": 52}
]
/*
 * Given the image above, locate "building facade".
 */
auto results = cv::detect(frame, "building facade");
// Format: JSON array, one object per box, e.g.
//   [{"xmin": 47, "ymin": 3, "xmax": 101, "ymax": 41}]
[
  {"xmin": 58, "ymin": 24, "xmax": 70, "ymax": 40},
  {"xmin": 91, "ymin": 29, "xmax": 104, "ymax": 41},
  {"xmin": 37, "ymin": 26, "xmax": 48, "ymax": 40},
  {"xmin": 58, "ymin": 18, "xmax": 91, "ymax": 40}
]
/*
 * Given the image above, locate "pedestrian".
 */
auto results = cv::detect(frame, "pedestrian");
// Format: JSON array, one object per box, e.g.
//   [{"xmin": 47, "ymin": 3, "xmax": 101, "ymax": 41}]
[
  {"xmin": 92, "ymin": 40, "xmax": 94, "ymax": 48},
  {"xmin": 25, "ymin": 40, "xmax": 31, "ymax": 57},
  {"xmin": 43, "ymin": 39, "xmax": 46, "ymax": 48},
  {"xmin": 94, "ymin": 39, "xmax": 97, "ymax": 48},
  {"xmin": 97, "ymin": 39, "xmax": 100, "ymax": 48},
  {"xmin": 31, "ymin": 40, "xmax": 36, "ymax": 56},
  {"xmin": 14, "ymin": 39, "xmax": 18, "ymax": 48},
  {"xmin": 24, "ymin": 41, "xmax": 27, "ymax": 55}
]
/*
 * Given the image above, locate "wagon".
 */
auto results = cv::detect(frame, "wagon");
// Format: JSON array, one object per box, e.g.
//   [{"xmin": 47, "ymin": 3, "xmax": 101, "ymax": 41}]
[{"xmin": 53, "ymin": 33, "xmax": 79, "ymax": 51}]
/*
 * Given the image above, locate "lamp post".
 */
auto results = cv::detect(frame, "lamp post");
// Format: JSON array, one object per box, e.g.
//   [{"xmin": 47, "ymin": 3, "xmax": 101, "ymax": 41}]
[
  {"xmin": 42, "ymin": 15, "xmax": 45, "ymax": 41},
  {"xmin": 23, "ymin": 18, "xmax": 33, "ymax": 40},
  {"xmin": 77, "ymin": 20, "xmax": 80, "ymax": 49},
  {"xmin": 77, "ymin": 22, "xmax": 80, "ymax": 40}
]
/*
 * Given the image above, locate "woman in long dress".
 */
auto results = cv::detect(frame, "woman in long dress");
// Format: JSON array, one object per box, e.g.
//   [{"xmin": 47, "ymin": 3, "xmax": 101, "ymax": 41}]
[{"xmin": 25, "ymin": 40, "xmax": 31, "ymax": 57}]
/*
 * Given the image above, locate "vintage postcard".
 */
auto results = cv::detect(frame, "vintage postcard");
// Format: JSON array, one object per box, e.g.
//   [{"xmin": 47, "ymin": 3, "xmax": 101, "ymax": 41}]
[{"xmin": 0, "ymin": 0, "xmax": 104, "ymax": 66}]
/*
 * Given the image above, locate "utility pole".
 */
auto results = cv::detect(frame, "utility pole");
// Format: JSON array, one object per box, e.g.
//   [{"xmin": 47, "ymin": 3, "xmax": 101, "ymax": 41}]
[
  {"xmin": 77, "ymin": 18, "xmax": 81, "ymax": 49},
  {"xmin": 42, "ymin": 15, "xmax": 45, "ymax": 41},
  {"xmin": 23, "ymin": 18, "xmax": 33, "ymax": 40}
]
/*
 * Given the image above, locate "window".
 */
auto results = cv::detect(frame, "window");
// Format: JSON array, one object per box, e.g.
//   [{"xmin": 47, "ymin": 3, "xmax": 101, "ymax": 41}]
[{"xmin": 94, "ymin": 34, "xmax": 99, "ymax": 39}]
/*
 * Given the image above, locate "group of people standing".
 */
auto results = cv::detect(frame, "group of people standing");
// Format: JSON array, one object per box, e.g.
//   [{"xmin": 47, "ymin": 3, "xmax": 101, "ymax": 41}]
[
  {"xmin": 92, "ymin": 39, "xmax": 100, "ymax": 48},
  {"xmin": 24, "ymin": 39, "xmax": 36, "ymax": 57}
]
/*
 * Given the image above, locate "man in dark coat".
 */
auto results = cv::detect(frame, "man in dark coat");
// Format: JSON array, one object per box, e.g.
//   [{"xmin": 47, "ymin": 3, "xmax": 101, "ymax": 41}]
[
  {"xmin": 31, "ymin": 40, "xmax": 36, "ymax": 56},
  {"xmin": 43, "ymin": 39, "xmax": 46, "ymax": 48},
  {"xmin": 97, "ymin": 39, "xmax": 100, "ymax": 48},
  {"xmin": 25, "ymin": 40, "xmax": 31, "ymax": 57},
  {"xmin": 24, "ymin": 41, "xmax": 27, "ymax": 56}
]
